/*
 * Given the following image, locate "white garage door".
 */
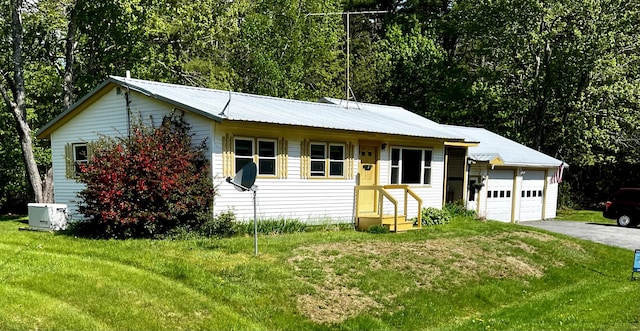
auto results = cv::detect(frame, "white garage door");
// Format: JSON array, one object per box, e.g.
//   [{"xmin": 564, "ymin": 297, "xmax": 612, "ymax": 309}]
[
  {"xmin": 520, "ymin": 171, "xmax": 545, "ymax": 221},
  {"xmin": 485, "ymin": 170, "xmax": 514, "ymax": 222}
]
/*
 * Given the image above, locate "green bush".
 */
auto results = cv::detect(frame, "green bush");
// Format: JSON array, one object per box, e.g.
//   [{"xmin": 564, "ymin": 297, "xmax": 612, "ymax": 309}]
[
  {"xmin": 238, "ymin": 218, "xmax": 308, "ymax": 235},
  {"xmin": 367, "ymin": 224, "xmax": 389, "ymax": 234},
  {"xmin": 198, "ymin": 210, "xmax": 239, "ymax": 238},
  {"xmin": 75, "ymin": 113, "xmax": 215, "ymax": 239},
  {"xmin": 416, "ymin": 207, "xmax": 451, "ymax": 226},
  {"xmin": 444, "ymin": 201, "xmax": 477, "ymax": 218}
]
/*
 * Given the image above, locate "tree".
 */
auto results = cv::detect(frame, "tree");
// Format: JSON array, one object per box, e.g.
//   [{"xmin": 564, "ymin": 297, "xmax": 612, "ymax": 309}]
[{"xmin": 0, "ymin": 0, "xmax": 51, "ymax": 204}]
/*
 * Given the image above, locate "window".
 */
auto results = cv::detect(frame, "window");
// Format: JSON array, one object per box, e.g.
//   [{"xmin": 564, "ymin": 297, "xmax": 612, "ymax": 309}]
[
  {"xmin": 73, "ymin": 143, "xmax": 88, "ymax": 175},
  {"xmin": 329, "ymin": 144, "xmax": 345, "ymax": 176},
  {"xmin": 257, "ymin": 139, "xmax": 276, "ymax": 176},
  {"xmin": 310, "ymin": 143, "xmax": 326, "ymax": 177},
  {"xmin": 234, "ymin": 138, "xmax": 253, "ymax": 173},
  {"xmin": 309, "ymin": 143, "xmax": 345, "ymax": 178},
  {"xmin": 390, "ymin": 148, "xmax": 432, "ymax": 185},
  {"xmin": 234, "ymin": 138, "xmax": 278, "ymax": 176}
]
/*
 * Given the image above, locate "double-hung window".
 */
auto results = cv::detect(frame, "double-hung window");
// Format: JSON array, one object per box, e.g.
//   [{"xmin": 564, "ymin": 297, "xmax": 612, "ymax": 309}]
[
  {"xmin": 309, "ymin": 143, "xmax": 345, "ymax": 178},
  {"xmin": 390, "ymin": 147, "xmax": 432, "ymax": 185},
  {"xmin": 73, "ymin": 143, "xmax": 89, "ymax": 176},
  {"xmin": 257, "ymin": 139, "xmax": 276, "ymax": 175},
  {"xmin": 234, "ymin": 138, "xmax": 277, "ymax": 176}
]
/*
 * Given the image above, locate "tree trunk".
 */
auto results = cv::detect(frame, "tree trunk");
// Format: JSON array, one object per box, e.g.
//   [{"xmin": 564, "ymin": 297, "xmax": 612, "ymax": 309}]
[
  {"xmin": 2, "ymin": 0, "xmax": 49, "ymax": 203},
  {"xmin": 63, "ymin": 2, "xmax": 78, "ymax": 110}
]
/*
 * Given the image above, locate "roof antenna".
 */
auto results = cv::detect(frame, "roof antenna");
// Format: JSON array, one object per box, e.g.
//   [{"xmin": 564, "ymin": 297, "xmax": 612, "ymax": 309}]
[{"xmin": 219, "ymin": 90, "xmax": 231, "ymax": 117}]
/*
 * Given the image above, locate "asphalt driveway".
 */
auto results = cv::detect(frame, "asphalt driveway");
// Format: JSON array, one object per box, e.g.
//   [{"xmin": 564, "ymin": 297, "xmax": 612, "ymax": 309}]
[{"xmin": 521, "ymin": 220, "xmax": 640, "ymax": 251}]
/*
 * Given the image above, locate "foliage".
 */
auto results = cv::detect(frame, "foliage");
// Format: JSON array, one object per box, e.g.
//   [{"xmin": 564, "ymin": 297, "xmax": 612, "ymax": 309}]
[
  {"xmin": 1, "ymin": 0, "xmax": 639, "ymax": 210},
  {"xmin": 444, "ymin": 200, "xmax": 477, "ymax": 218},
  {"xmin": 367, "ymin": 224, "xmax": 389, "ymax": 234},
  {"xmin": 75, "ymin": 113, "xmax": 214, "ymax": 239},
  {"xmin": 195, "ymin": 210, "xmax": 239, "ymax": 238},
  {"xmin": 237, "ymin": 217, "xmax": 308, "ymax": 235},
  {"xmin": 416, "ymin": 207, "xmax": 451, "ymax": 226},
  {"xmin": 1, "ymin": 216, "xmax": 639, "ymax": 330},
  {"xmin": 556, "ymin": 209, "xmax": 613, "ymax": 224}
]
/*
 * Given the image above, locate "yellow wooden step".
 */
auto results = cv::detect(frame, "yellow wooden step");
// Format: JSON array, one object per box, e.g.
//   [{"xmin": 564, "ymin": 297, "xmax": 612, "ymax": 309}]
[{"xmin": 357, "ymin": 214, "xmax": 417, "ymax": 232}]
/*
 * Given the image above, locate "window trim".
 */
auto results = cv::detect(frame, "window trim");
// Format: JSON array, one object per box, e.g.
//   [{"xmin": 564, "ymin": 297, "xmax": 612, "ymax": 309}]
[
  {"xmin": 390, "ymin": 147, "xmax": 433, "ymax": 185},
  {"xmin": 308, "ymin": 142, "xmax": 346, "ymax": 179},
  {"xmin": 72, "ymin": 143, "xmax": 88, "ymax": 177},
  {"xmin": 328, "ymin": 143, "xmax": 345, "ymax": 178},
  {"xmin": 233, "ymin": 137, "xmax": 254, "ymax": 174},
  {"xmin": 257, "ymin": 138, "xmax": 277, "ymax": 177},
  {"xmin": 234, "ymin": 137, "xmax": 281, "ymax": 178}
]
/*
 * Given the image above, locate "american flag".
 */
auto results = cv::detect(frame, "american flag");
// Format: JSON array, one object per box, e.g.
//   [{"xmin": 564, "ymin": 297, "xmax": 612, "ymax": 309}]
[{"xmin": 550, "ymin": 162, "xmax": 564, "ymax": 184}]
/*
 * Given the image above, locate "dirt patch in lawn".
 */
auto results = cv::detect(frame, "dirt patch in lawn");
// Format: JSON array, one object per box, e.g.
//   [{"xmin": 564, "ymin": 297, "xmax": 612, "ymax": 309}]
[{"xmin": 287, "ymin": 230, "xmax": 578, "ymax": 324}]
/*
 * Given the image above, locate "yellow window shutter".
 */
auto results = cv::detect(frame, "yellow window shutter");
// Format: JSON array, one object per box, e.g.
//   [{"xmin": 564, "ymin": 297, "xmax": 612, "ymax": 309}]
[
  {"xmin": 64, "ymin": 143, "xmax": 74, "ymax": 179},
  {"xmin": 222, "ymin": 133, "xmax": 234, "ymax": 177},
  {"xmin": 300, "ymin": 139, "xmax": 309, "ymax": 179},
  {"xmin": 278, "ymin": 137, "xmax": 288, "ymax": 179}
]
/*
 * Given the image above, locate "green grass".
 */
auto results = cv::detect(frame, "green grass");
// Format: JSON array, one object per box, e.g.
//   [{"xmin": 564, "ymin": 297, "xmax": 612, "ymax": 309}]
[
  {"xmin": 556, "ymin": 209, "xmax": 615, "ymax": 224},
  {"xmin": 1, "ymin": 215, "xmax": 639, "ymax": 330}
]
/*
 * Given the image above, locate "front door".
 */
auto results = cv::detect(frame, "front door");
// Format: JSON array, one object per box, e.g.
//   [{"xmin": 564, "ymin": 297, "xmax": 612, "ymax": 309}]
[{"xmin": 358, "ymin": 145, "xmax": 379, "ymax": 213}]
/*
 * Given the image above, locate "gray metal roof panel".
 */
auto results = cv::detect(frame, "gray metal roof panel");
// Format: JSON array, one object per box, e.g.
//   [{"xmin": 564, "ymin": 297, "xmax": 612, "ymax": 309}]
[
  {"xmin": 443, "ymin": 125, "xmax": 565, "ymax": 167},
  {"xmin": 111, "ymin": 77, "xmax": 465, "ymax": 140}
]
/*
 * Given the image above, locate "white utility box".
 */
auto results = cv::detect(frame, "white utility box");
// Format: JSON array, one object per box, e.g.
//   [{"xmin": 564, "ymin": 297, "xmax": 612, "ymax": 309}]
[{"xmin": 27, "ymin": 203, "xmax": 69, "ymax": 231}]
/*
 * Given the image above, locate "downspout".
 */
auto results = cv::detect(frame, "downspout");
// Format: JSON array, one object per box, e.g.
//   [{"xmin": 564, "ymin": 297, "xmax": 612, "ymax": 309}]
[{"xmin": 123, "ymin": 71, "xmax": 132, "ymax": 138}]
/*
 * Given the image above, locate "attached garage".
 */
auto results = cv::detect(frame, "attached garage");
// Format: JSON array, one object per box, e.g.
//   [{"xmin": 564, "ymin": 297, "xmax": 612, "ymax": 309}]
[{"xmin": 445, "ymin": 125, "xmax": 566, "ymax": 223}]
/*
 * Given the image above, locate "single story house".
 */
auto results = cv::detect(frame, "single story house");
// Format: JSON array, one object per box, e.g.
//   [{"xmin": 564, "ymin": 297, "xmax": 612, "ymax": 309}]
[{"xmin": 36, "ymin": 76, "xmax": 564, "ymax": 230}]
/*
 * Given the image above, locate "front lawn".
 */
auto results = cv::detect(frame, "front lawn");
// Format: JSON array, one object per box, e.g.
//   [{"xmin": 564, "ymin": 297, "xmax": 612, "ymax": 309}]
[
  {"xmin": 556, "ymin": 209, "xmax": 615, "ymax": 224},
  {"xmin": 0, "ymin": 216, "xmax": 638, "ymax": 330}
]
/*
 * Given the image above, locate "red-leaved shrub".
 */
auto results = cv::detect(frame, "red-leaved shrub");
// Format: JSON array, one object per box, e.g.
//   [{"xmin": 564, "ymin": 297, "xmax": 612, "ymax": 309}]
[{"xmin": 76, "ymin": 113, "xmax": 214, "ymax": 238}]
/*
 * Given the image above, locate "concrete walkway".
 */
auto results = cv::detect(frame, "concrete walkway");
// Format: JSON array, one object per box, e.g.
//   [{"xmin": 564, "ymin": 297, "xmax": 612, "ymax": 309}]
[{"xmin": 521, "ymin": 220, "xmax": 640, "ymax": 251}]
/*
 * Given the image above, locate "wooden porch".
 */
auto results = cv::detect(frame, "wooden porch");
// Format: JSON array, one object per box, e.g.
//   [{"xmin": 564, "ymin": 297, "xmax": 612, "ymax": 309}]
[{"xmin": 354, "ymin": 185, "xmax": 423, "ymax": 232}]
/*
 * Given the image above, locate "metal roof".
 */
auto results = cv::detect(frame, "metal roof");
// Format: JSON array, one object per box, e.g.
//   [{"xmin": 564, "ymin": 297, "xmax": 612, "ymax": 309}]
[
  {"xmin": 100, "ymin": 76, "xmax": 466, "ymax": 141},
  {"xmin": 442, "ymin": 125, "xmax": 565, "ymax": 168}
]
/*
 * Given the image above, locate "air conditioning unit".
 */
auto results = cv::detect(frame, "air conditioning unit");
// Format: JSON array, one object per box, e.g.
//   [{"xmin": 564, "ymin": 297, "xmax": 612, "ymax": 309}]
[{"xmin": 27, "ymin": 203, "xmax": 69, "ymax": 231}]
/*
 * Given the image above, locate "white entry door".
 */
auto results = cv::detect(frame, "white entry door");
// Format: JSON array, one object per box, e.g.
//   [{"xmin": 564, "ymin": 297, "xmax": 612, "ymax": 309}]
[
  {"xmin": 484, "ymin": 170, "xmax": 514, "ymax": 222},
  {"xmin": 519, "ymin": 171, "xmax": 545, "ymax": 221}
]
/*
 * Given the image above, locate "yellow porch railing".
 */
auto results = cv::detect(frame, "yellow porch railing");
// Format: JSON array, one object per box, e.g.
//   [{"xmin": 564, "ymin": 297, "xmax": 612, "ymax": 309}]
[{"xmin": 354, "ymin": 185, "xmax": 423, "ymax": 232}]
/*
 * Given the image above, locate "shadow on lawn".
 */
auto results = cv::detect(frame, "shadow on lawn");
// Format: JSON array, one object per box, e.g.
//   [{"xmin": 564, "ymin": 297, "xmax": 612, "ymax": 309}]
[{"xmin": 0, "ymin": 215, "xmax": 27, "ymax": 224}]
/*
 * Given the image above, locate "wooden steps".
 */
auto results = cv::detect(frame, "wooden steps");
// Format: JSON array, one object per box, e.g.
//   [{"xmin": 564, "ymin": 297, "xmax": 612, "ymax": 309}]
[{"xmin": 357, "ymin": 214, "xmax": 417, "ymax": 232}]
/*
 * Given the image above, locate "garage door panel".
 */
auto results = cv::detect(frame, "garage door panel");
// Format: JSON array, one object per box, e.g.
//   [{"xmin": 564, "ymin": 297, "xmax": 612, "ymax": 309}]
[
  {"xmin": 520, "ymin": 171, "xmax": 544, "ymax": 221},
  {"xmin": 485, "ymin": 170, "xmax": 513, "ymax": 222}
]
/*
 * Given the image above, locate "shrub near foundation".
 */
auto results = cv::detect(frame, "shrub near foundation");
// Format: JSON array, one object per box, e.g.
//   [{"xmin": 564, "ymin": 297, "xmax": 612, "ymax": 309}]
[{"xmin": 75, "ymin": 114, "xmax": 214, "ymax": 239}]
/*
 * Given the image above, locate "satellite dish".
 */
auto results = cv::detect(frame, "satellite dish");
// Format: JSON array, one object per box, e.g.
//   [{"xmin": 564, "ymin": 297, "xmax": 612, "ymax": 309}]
[
  {"xmin": 225, "ymin": 161, "xmax": 260, "ymax": 256},
  {"xmin": 226, "ymin": 162, "xmax": 257, "ymax": 192}
]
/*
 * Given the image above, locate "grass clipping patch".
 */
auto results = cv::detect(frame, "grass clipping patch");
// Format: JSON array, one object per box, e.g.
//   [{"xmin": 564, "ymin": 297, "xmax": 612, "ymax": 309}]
[{"xmin": 287, "ymin": 231, "xmax": 581, "ymax": 324}]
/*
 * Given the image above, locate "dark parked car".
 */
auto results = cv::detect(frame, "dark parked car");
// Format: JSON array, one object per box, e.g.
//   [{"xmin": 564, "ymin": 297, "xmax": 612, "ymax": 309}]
[{"xmin": 603, "ymin": 188, "xmax": 640, "ymax": 227}]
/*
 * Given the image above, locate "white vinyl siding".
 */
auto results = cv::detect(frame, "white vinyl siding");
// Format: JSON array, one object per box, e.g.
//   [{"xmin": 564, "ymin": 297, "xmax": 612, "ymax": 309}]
[
  {"xmin": 51, "ymin": 87, "xmax": 213, "ymax": 219},
  {"xmin": 213, "ymin": 137, "xmax": 358, "ymax": 223}
]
